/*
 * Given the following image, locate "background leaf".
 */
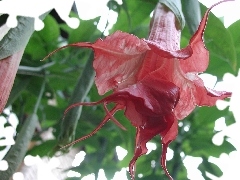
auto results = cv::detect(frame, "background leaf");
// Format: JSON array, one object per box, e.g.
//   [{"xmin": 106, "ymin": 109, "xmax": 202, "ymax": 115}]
[
  {"xmin": 0, "ymin": 13, "xmax": 48, "ymax": 59},
  {"xmin": 201, "ymin": 4, "xmax": 237, "ymax": 72},
  {"xmin": 181, "ymin": 0, "xmax": 201, "ymax": 34}
]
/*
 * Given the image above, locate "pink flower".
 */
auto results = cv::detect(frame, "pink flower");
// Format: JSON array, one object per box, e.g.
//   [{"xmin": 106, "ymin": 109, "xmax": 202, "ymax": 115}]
[{"xmin": 0, "ymin": 51, "xmax": 24, "ymax": 114}]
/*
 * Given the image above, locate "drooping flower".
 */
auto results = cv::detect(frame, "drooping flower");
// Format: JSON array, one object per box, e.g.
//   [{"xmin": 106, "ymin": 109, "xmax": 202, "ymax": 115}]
[
  {"xmin": 45, "ymin": 1, "xmax": 231, "ymax": 179},
  {"xmin": 0, "ymin": 51, "xmax": 24, "ymax": 114}
]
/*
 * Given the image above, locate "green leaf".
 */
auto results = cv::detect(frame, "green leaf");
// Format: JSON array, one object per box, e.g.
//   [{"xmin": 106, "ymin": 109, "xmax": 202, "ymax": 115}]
[
  {"xmin": 0, "ymin": 13, "xmax": 48, "ymax": 60},
  {"xmin": 199, "ymin": 157, "xmax": 223, "ymax": 177},
  {"xmin": 188, "ymin": 134, "xmax": 235, "ymax": 158},
  {"xmin": 26, "ymin": 77, "xmax": 46, "ymax": 97},
  {"xmin": 228, "ymin": 20, "xmax": 240, "ymax": 47},
  {"xmin": 27, "ymin": 140, "xmax": 57, "ymax": 157},
  {"xmin": 215, "ymin": 136, "xmax": 236, "ymax": 156},
  {"xmin": 228, "ymin": 20, "xmax": 240, "ymax": 70},
  {"xmin": 24, "ymin": 32, "xmax": 47, "ymax": 60},
  {"xmin": 111, "ymin": 0, "xmax": 155, "ymax": 33},
  {"xmin": 24, "ymin": 15, "xmax": 60, "ymax": 60},
  {"xmin": 180, "ymin": 26, "xmax": 191, "ymax": 48},
  {"xmin": 159, "ymin": 0, "xmax": 185, "ymax": 29},
  {"xmin": 201, "ymin": 5, "xmax": 237, "ymax": 72},
  {"xmin": 183, "ymin": 107, "xmax": 235, "ymax": 157},
  {"xmin": 181, "ymin": 0, "xmax": 201, "ymax": 34},
  {"xmin": 206, "ymin": 53, "xmax": 235, "ymax": 78},
  {"xmin": 194, "ymin": 106, "xmax": 231, "ymax": 128},
  {"xmin": 107, "ymin": 0, "xmax": 121, "ymax": 13},
  {"xmin": 38, "ymin": 15, "xmax": 60, "ymax": 44},
  {"xmin": 44, "ymin": 105, "xmax": 62, "ymax": 120},
  {"xmin": 0, "ymin": 17, "xmax": 34, "ymax": 59},
  {"xmin": 65, "ymin": 17, "xmax": 100, "ymax": 43},
  {"xmin": 135, "ymin": 155, "xmax": 152, "ymax": 176}
]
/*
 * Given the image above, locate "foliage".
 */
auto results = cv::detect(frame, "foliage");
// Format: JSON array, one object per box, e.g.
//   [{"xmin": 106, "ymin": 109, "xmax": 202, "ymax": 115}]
[{"xmin": 0, "ymin": 0, "xmax": 238, "ymax": 179}]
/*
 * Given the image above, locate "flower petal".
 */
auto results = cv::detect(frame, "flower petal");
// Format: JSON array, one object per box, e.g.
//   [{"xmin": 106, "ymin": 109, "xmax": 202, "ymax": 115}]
[
  {"xmin": 45, "ymin": 31, "xmax": 150, "ymax": 95},
  {"xmin": 174, "ymin": 75, "xmax": 231, "ymax": 119},
  {"xmin": 120, "ymin": 75, "xmax": 179, "ymax": 179},
  {"xmin": 92, "ymin": 31, "xmax": 150, "ymax": 95},
  {"xmin": 148, "ymin": 3, "xmax": 181, "ymax": 51},
  {"xmin": 179, "ymin": 1, "xmax": 231, "ymax": 73},
  {"xmin": 195, "ymin": 84, "xmax": 232, "ymax": 106}
]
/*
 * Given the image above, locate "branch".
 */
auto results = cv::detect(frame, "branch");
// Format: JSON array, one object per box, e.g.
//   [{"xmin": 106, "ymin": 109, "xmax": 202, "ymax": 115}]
[{"xmin": 0, "ymin": 79, "xmax": 45, "ymax": 179}]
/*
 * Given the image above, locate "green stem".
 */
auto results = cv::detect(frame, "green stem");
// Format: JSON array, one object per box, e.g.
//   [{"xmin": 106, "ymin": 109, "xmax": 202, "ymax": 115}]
[
  {"xmin": 18, "ymin": 61, "xmax": 55, "ymax": 73},
  {"xmin": 0, "ymin": 79, "xmax": 45, "ymax": 179},
  {"xmin": 57, "ymin": 52, "xmax": 95, "ymax": 148},
  {"xmin": 33, "ymin": 80, "xmax": 45, "ymax": 114}
]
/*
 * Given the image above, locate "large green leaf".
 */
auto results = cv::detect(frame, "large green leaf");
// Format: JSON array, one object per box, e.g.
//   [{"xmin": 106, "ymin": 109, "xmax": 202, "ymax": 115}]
[
  {"xmin": 228, "ymin": 20, "xmax": 240, "ymax": 70},
  {"xmin": 0, "ymin": 13, "xmax": 48, "ymax": 60},
  {"xmin": 0, "ymin": 16, "xmax": 34, "ymax": 59},
  {"xmin": 181, "ymin": 0, "xmax": 201, "ymax": 34},
  {"xmin": 228, "ymin": 20, "xmax": 240, "ymax": 47},
  {"xmin": 201, "ymin": 5, "xmax": 237, "ymax": 72},
  {"xmin": 206, "ymin": 53, "xmax": 235, "ymax": 78}
]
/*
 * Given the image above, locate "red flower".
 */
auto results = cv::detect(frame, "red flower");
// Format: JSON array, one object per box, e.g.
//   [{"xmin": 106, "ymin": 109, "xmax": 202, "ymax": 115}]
[
  {"xmin": 46, "ymin": 1, "xmax": 231, "ymax": 179},
  {"xmin": 62, "ymin": 30, "xmax": 180, "ymax": 179}
]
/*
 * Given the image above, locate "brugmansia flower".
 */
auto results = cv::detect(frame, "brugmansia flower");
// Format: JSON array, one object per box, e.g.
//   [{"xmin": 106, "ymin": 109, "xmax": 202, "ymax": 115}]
[
  {"xmin": 0, "ymin": 51, "xmax": 24, "ymax": 114},
  {"xmin": 45, "ymin": 1, "xmax": 231, "ymax": 179}
]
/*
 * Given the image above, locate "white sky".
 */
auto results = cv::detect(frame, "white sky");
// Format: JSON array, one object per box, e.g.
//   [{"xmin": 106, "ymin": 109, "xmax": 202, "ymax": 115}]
[{"xmin": 199, "ymin": 0, "xmax": 240, "ymax": 27}]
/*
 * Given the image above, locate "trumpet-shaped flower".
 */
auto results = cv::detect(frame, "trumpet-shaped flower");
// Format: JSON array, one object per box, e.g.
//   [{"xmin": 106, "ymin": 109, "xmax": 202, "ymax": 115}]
[{"xmin": 45, "ymin": 1, "xmax": 231, "ymax": 179}]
